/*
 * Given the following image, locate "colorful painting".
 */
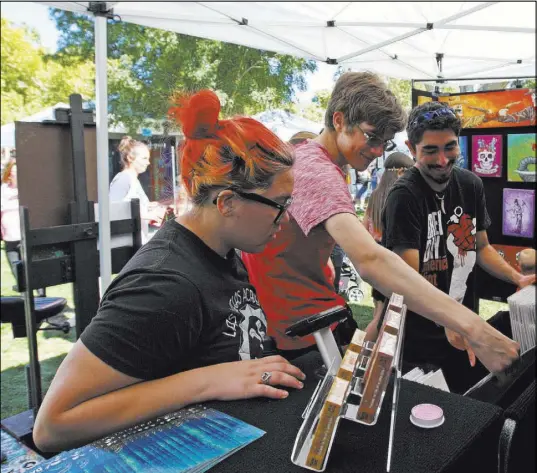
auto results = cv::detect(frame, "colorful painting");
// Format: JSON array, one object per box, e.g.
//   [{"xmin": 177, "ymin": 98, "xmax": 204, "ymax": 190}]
[
  {"xmin": 439, "ymin": 88, "xmax": 536, "ymax": 129},
  {"xmin": 507, "ymin": 133, "xmax": 536, "ymax": 182},
  {"xmin": 417, "ymin": 95, "xmax": 433, "ymax": 106},
  {"xmin": 457, "ymin": 135, "xmax": 468, "ymax": 169},
  {"xmin": 472, "ymin": 135, "xmax": 502, "ymax": 177},
  {"xmin": 503, "ymin": 188, "xmax": 535, "ymax": 238},
  {"xmin": 491, "ymin": 245, "xmax": 530, "ymax": 273}
]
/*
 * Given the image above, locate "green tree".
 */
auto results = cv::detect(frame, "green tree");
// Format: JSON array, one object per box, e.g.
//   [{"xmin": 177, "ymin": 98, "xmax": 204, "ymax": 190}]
[
  {"xmin": 299, "ymin": 88, "xmax": 331, "ymax": 123},
  {"xmin": 50, "ymin": 9, "xmax": 317, "ymax": 132},
  {"xmin": 385, "ymin": 77, "xmax": 412, "ymax": 112},
  {"xmin": 1, "ymin": 18, "xmax": 94, "ymax": 125}
]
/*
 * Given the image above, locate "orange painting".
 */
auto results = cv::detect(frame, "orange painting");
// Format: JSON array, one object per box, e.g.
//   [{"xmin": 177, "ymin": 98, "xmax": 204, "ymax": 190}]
[
  {"xmin": 491, "ymin": 244, "xmax": 530, "ymax": 272},
  {"xmin": 417, "ymin": 95, "xmax": 433, "ymax": 106},
  {"xmin": 439, "ymin": 88, "xmax": 536, "ymax": 129}
]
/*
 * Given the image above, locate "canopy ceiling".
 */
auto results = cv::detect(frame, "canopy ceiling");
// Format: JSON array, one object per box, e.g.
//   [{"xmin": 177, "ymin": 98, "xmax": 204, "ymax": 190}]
[{"xmin": 40, "ymin": 1, "xmax": 535, "ymax": 80}]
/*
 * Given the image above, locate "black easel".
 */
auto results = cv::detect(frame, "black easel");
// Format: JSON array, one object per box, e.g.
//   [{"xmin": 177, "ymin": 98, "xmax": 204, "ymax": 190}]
[{"xmin": 1, "ymin": 94, "xmax": 141, "ymax": 447}]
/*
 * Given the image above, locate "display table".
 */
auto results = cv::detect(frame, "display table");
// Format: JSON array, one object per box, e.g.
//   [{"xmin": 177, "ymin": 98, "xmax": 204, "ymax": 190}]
[{"xmin": 207, "ymin": 352, "xmax": 503, "ymax": 473}]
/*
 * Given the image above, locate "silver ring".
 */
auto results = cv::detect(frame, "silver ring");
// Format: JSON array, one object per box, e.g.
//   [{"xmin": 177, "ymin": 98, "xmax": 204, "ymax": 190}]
[{"xmin": 261, "ymin": 371, "xmax": 272, "ymax": 385}]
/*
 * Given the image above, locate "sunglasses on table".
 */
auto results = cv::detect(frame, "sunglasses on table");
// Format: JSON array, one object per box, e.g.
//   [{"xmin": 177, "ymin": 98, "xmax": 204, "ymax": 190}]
[
  {"xmin": 213, "ymin": 188, "xmax": 293, "ymax": 225},
  {"xmin": 356, "ymin": 124, "xmax": 396, "ymax": 152}
]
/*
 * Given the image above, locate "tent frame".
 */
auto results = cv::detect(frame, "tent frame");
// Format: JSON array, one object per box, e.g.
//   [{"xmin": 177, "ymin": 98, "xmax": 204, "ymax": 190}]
[{"xmin": 44, "ymin": 1, "xmax": 535, "ymax": 291}]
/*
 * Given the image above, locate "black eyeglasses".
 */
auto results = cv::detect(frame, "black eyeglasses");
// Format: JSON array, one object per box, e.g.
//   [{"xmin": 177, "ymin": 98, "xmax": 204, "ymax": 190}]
[
  {"xmin": 410, "ymin": 108, "xmax": 457, "ymax": 128},
  {"xmin": 213, "ymin": 188, "xmax": 293, "ymax": 225},
  {"xmin": 356, "ymin": 124, "xmax": 396, "ymax": 152}
]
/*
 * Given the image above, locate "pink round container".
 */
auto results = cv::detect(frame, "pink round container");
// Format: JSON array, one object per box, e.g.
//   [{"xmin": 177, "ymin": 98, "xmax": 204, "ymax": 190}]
[{"xmin": 410, "ymin": 403, "xmax": 445, "ymax": 429}]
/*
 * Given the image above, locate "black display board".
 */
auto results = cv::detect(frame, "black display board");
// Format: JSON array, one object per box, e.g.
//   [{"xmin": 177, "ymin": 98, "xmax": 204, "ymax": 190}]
[{"xmin": 412, "ymin": 87, "xmax": 536, "ymax": 304}]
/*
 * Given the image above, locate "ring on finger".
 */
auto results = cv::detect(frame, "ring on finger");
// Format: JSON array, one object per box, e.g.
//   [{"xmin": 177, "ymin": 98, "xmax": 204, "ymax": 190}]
[{"xmin": 261, "ymin": 371, "xmax": 272, "ymax": 385}]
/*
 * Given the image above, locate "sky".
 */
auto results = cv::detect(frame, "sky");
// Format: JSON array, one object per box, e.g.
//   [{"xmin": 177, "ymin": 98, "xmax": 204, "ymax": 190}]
[{"xmin": 1, "ymin": 1, "xmax": 336, "ymax": 104}]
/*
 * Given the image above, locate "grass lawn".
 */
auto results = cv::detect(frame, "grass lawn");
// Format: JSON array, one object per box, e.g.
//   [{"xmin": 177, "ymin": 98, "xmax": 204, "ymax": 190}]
[{"xmin": 0, "ymin": 240, "xmax": 508, "ymax": 420}]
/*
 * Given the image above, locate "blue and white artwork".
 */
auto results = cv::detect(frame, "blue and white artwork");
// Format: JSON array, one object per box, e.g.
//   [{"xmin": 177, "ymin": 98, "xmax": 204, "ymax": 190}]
[
  {"xmin": 457, "ymin": 136, "xmax": 468, "ymax": 169},
  {"xmin": 27, "ymin": 407, "xmax": 265, "ymax": 473}
]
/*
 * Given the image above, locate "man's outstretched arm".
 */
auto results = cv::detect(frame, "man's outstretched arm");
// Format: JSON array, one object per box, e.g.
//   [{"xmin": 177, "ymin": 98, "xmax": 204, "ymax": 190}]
[{"xmin": 325, "ymin": 212, "xmax": 519, "ymax": 375}]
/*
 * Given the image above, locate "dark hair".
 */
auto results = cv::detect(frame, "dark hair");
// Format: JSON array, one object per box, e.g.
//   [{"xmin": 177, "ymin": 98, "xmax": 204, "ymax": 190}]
[
  {"xmin": 117, "ymin": 136, "xmax": 149, "ymax": 169},
  {"xmin": 168, "ymin": 89, "xmax": 294, "ymax": 206},
  {"xmin": 366, "ymin": 152, "xmax": 414, "ymax": 234},
  {"xmin": 324, "ymin": 72, "xmax": 406, "ymax": 138},
  {"xmin": 407, "ymin": 102, "xmax": 461, "ymax": 147}
]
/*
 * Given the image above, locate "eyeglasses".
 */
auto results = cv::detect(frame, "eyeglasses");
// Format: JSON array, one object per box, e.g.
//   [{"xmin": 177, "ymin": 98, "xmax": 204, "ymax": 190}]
[
  {"xmin": 356, "ymin": 124, "xmax": 396, "ymax": 152},
  {"xmin": 409, "ymin": 108, "xmax": 457, "ymax": 128},
  {"xmin": 213, "ymin": 188, "xmax": 293, "ymax": 225}
]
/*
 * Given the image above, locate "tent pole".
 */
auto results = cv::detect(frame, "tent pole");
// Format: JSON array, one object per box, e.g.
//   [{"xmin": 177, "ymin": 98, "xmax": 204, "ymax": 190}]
[
  {"xmin": 412, "ymin": 75, "xmax": 534, "ymax": 83},
  {"xmin": 95, "ymin": 13, "xmax": 112, "ymax": 295}
]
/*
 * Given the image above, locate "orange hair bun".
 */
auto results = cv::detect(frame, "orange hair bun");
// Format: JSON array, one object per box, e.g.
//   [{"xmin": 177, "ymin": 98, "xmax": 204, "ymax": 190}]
[{"xmin": 169, "ymin": 89, "xmax": 220, "ymax": 139}]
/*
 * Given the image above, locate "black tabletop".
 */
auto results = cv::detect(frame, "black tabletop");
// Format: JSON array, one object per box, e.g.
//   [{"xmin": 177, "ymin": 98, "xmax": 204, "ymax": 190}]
[{"xmin": 207, "ymin": 352, "xmax": 502, "ymax": 473}]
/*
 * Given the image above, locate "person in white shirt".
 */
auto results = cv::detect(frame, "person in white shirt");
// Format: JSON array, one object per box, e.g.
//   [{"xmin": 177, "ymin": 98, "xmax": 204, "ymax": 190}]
[
  {"xmin": 1, "ymin": 158, "xmax": 21, "ymax": 273},
  {"xmin": 109, "ymin": 136, "xmax": 166, "ymax": 243}
]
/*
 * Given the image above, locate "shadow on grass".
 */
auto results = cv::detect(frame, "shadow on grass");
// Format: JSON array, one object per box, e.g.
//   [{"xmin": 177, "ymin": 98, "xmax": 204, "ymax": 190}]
[
  {"xmin": 349, "ymin": 303, "xmax": 374, "ymax": 330},
  {"xmin": 1, "ymin": 353, "xmax": 69, "ymax": 420}
]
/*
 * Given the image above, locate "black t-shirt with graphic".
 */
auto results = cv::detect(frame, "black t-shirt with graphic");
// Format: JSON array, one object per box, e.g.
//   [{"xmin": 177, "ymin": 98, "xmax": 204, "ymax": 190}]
[
  {"xmin": 81, "ymin": 220, "xmax": 268, "ymax": 381},
  {"xmin": 381, "ymin": 166, "xmax": 490, "ymax": 365}
]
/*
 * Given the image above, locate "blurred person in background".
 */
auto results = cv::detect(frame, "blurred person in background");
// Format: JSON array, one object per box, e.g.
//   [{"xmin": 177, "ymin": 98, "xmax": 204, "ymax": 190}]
[
  {"xmin": 362, "ymin": 151, "xmax": 414, "ymax": 340},
  {"xmin": 110, "ymin": 136, "xmax": 167, "ymax": 243},
  {"xmin": 1, "ymin": 158, "xmax": 45, "ymax": 296},
  {"xmin": 1, "ymin": 158, "xmax": 20, "ymax": 276}
]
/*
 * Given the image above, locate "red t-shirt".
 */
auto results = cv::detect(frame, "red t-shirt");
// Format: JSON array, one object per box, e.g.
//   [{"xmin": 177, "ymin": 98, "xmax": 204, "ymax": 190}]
[{"xmin": 242, "ymin": 140, "xmax": 357, "ymax": 350}]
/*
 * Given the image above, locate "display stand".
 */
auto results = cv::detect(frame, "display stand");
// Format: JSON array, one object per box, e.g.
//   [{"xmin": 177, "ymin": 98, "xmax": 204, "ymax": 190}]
[
  {"xmin": 1, "ymin": 94, "xmax": 142, "ymax": 449},
  {"xmin": 290, "ymin": 295, "xmax": 407, "ymax": 472}
]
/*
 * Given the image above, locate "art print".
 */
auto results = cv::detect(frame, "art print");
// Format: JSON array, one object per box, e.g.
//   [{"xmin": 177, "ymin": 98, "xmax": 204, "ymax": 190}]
[
  {"xmin": 439, "ymin": 88, "xmax": 536, "ymax": 129},
  {"xmin": 456, "ymin": 136, "xmax": 468, "ymax": 169},
  {"xmin": 503, "ymin": 189, "xmax": 535, "ymax": 238},
  {"xmin": 491, "ymin": 245, "xmax": 529, "ymax": 272},
  {"xmin": 472, "ymin": 135, "xmax": 502, "ymax": 177},
  {"xmin": 507, "ymin": 133, "xmax": 536, "ymax": 182}
]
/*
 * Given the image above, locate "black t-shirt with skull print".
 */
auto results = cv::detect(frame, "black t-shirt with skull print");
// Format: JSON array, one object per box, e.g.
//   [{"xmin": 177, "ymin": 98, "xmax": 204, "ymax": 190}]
[
  {"xmin": 81, "ymin": 220, "xmax": 268, "ymax": 381},
  {"xmin": 381, "ymin": 166, "xmax": 491, "ymax": 367}
]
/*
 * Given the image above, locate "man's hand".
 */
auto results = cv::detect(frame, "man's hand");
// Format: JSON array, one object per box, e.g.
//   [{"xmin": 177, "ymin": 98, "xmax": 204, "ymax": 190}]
[
  {"xmin": 515, "ymin": 273, "xmax": 536, "ymax": 289},
  {"xmin": 445, "ymin": 328, "xmax": 476, "ymax": 367}
]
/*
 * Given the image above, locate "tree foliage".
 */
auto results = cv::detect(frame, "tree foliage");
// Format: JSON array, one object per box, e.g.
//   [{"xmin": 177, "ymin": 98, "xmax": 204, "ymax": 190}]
[
  {"xmin": 297, "ymin": 77, "xmax": 412, "ymax": 125},
  {"xmin": 50, "ymin": 9, "xmax": 317, "ymax": 132},
  {"xmin": 1, "ymin": 18, "xmax": 94, "ymax": 125}
]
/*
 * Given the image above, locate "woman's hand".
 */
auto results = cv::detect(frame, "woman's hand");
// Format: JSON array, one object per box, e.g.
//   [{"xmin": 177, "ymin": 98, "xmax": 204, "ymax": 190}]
[
  {"xmin": 203, "ymin": 355, "xmax": 306, "ymax": 401},
  {"xmin": 445, "ymin": 328, "xmax": 476, "ymax": 367}
]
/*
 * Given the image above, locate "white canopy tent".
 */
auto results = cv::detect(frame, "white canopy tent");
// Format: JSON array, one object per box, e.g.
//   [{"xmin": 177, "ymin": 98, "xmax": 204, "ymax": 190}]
[
  {"xmin": 253, "ymin": 110, "xmax": 322, "ymax": 141},
  {"xmin": 35, "ymin": 1, "xmax": 536, "ymax": 292},
  {"xmin": 1, "ymin": 103, "xmax": 70, "ymax": 149}
]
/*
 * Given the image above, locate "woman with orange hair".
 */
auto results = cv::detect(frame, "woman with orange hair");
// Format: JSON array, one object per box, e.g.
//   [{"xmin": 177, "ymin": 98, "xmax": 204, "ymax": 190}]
[{"xmin": 33, "ymin": 90, "xmax": 305, "ymax": 452}]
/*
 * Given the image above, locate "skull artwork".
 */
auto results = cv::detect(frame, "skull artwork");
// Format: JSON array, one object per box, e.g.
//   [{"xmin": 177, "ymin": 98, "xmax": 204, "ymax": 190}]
[
  {"xmin": 478, "ymin": 149, "xmax": 495, "ymax": 170},
  {"xmin": 476, "ymin": 137, "xmax": 498, "ymax": 172}
]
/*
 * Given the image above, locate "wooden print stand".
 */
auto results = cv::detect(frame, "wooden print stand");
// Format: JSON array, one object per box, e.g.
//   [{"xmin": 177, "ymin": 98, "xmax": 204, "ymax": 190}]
[{"xmin": 291, "ymin": 294, "xmax": 407, "ymax": 472}]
